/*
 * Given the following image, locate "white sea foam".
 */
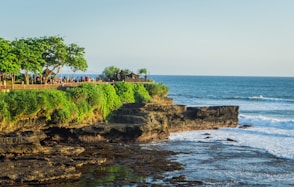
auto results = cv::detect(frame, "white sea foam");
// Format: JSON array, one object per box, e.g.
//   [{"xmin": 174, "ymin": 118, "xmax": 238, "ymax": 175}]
[
  {"xmin": 169, "ymin": 114, "xmax": 294, "ymax": 159},
  {"xmin": 247, "ymin": 95, "xmax": 294, "ymax": 103},
  {"xmin": 239, "ymin": 114, "xmax": 294, "ymax": 129},
  {"xmin": 169, "ymin": 125, "xmax": 294, "ymax": 160}
]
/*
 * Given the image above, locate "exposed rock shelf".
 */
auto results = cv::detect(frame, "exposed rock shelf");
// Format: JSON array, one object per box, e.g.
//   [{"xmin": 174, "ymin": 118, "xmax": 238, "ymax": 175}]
[{"xmin": 105, "ymin": 103, "xmax": 239, "ymax": 142}]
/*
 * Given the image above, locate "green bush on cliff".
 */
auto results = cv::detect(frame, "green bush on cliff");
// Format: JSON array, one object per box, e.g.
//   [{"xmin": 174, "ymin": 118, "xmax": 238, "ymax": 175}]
[
  {"xmin": 99, "ymin": 84, "xmax": 122, "ymax": 119},
  {"xmin": 0, "ymin": 93, "xmax": 10, "ymax": 123},
  {"xmin": 66, "ymin": 84, "xmax": 122, "ymax": 120},
  {"xmin": 144, "ymin": 83, "xmax": 168, "ymax": 98},
  {"xmin": 2, "ymin": 90, "xmax": 79, "ymax": 124},
  {"xmin": 0, "ymin": 82, "xmax": 167, "ymax": 130},
  {"xmin": 5, "ymin": 91, "xmax": 40, "ymax": 119},
  {"xmin": 66, "ymin": 85, "xmax": 93, "ymax": 121},
  {"xmin": 37, "ymin": 90, "xmax": 78, "ymax": 120},
  {"xmin": 44, "ymin": 91, "xmax": 79, "ymax": 124},
  {"xmin": 114, "ymin": 82, "xmax": 151, "ymax": 103},
  {"xmin": 114, "ymin": 82, "xmax": 135, "ymax": 103},
  {"xmin": 133, "ymin": 84, "xmax": 151, "ymax": 103}
]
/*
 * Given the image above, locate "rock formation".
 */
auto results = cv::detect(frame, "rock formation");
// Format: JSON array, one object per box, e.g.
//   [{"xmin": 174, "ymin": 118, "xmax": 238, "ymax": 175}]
[
  {"xmin": 0, "ymin": 100, "xmax": 239, "ymax": 185},
  {"xmin": 103, "ymin": 103, "xmax": 239, "ymax": 142}
]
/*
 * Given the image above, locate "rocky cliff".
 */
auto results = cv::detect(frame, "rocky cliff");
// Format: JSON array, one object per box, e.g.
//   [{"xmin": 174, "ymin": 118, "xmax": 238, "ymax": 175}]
[
  {"xmin": 0, "ymin": 101, "xmax": 239, "ymax": 185},
  {"xmin": 103, "ymin": 103, "xmax": 239, "ymax": 142},
  {"xmin": 0, "ymin": 102, "xmax": 239, "ymax": 147}
]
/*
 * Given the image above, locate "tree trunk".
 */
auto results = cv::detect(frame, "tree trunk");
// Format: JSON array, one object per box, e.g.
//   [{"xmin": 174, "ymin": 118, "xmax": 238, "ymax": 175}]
[
  {"xmin": 11, "ymin": 74, "xmax": 15, "ymax": 90},
  {"xmin": 25, "ymin": 70, "xmax": 30, "ymax": 85},
  {"xmin": 34, "ymin": 73, "xmax": 38, "ymax": 84}
]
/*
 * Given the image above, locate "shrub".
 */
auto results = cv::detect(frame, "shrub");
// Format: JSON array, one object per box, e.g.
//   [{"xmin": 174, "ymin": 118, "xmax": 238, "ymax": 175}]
[
  {"xmin": 133, "ymin": 84, "xmax": 151, "ymax": 103},
  {"xmin": 0, "ymin": 93, "xmax": 10, "ymax": 123},
  {"xmin": 99, "ymin": 84, "xmax": 122, "ymax": 119},
  {"xmin": 114, "ymin": 82, "xmax": 135, "ymax": 103},
  {"xmin": 66, "ymin": 84, "xmax": 122, "ymax": 120},
  {"xmin": 40, "ymin": 90, "xmax": 78, "ymax": 124},
  {"xmin": 5, "ymin": 91, "xmax": 40, "ymax": 119},
  {"xmin": 144, "ymin": 83, "xmax": 168, "ymax": 98},
  {"xmin": 80, "ymin": 84, "xmax": 103, "ymax": 107}
]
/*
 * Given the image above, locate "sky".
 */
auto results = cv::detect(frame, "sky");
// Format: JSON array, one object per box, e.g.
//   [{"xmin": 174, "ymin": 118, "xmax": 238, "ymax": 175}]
[{"xmin": 1, "ymin": 0, "xmax": 294, "ymax": 76}]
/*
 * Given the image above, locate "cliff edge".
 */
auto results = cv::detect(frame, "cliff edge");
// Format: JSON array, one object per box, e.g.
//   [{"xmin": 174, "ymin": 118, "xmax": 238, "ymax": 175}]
[{"xmin": 0, "ymin": 100, "xmax": 238, "ymax": 185}]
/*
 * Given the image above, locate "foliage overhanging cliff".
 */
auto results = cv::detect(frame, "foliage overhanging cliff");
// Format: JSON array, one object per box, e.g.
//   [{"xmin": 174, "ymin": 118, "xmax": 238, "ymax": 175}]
[{"xmin": 0, "ymin": 82, "xmax": 168, "ymax": 133}]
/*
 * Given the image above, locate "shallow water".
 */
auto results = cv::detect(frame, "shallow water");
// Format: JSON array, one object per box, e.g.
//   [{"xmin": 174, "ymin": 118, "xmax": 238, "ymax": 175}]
[{"xmin": 153, "ymin": 139, "xmax": 294, "ymax": 186}]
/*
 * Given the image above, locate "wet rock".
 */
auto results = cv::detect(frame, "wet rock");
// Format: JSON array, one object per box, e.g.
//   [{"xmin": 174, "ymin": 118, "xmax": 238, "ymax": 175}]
[
  {"xmin": 239, "ymin": 124, "xmax": 253, "ymax": 129},
  {"xmin": 172, "ymin": 175, "xmax": 187, "ymax": 182},
  {"xmin": 227, "ymin": 138, "xmax": 238, "ymax": 142}
]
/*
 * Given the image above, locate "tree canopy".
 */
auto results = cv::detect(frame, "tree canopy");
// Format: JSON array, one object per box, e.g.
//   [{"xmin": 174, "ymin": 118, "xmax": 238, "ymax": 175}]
[
  {"xmin": 12, "ymin": 37, "xmax": 48, "ymax": 84},
  {"xmin": 101, "ymin": 66, "xmax": 148, "ymax": 81},
  {"xmin": 101, "ymin": 66, "xmax": 121, "ymax": 81},
  {"xmin": 0, "ymin": 38, "xmax": 20, "ymax": 86},
  {"xmin": 0, "ymin": 36, "xmax": 88, "ymax": 85}
]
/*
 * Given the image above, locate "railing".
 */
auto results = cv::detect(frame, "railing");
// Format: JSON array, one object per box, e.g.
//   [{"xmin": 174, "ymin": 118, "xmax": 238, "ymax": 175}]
[{"xmin": 0, "ymin": 81, "xmax": 153, "ymax": 92}]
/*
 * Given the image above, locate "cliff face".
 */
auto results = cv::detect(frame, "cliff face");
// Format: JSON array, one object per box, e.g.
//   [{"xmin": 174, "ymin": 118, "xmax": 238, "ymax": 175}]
[
  {"xmin": 0, "ymin": 102, "xmax": 239, "ymax": 147},
  {"xmin": 102, "ymin": 103, "xmax": 239, "ymax": 142}
]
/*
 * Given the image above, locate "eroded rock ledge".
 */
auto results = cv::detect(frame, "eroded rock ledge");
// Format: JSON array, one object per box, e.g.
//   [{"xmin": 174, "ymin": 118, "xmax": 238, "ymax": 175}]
[
  {"xmin": 0, "ymin": 102, "xmax": 238, "ymax": 185},
  {"xmin": 100, "ymin": 103, "xmax": 239, "ymax": 142}
]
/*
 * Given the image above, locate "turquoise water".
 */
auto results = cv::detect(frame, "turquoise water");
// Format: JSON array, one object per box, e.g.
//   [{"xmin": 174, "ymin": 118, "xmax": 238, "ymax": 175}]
[
  {"xmin": 151, "ymin": 75, "xmax": 294, "ymax": 120},
  {"xmin": 148, "ymin": 75, "xmax": 294, "ymax": 186}
]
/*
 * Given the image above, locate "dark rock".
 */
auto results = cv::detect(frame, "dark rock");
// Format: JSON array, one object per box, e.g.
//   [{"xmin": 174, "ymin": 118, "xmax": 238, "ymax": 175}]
[
  {"xmin": 226, "ymin": 138, "xmax": 238, "ymax": 142},
  {"xmin": 172, "ymin": 175, "xmax": 187, "ymax": 182},
  {"xmin": 108, "ymin": 103, "xmax": 239, "ymax": 142},
  {"xmin": 239, "ymin": 124, "xmax": 253, "ymax": 129}
]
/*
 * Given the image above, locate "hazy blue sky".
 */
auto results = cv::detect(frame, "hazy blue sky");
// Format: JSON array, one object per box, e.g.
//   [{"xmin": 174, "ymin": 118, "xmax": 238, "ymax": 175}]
[{"xmin": 1, "ymin": 0, "xmax": 293, "ymax": 76}]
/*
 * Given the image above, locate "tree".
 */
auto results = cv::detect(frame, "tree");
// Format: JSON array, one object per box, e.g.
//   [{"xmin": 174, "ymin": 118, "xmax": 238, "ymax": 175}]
[
  {"xmin": 138, "ymin": 68, "xmax": 148, "ymax": 80},
  {"xmin": 66, "ymin": 43, "xmax": 88, "ymax": 72},
  {"xmin": 12, "ymin": 37, "xmax": 48, "ymax": 85},
  {"xmin": 122, "ymin": 69, "xmax": 131, "ymax": 74},
  {"xmin": 42, "ymin": 36, "xmax": 68, "ymax": 81},
  {"xmin": 0, "ymin": 38, "xmax": 20, "ymax": 89},
  {"xmin": 42, "ymin": 36, "xmax": 87, "ymax": 82},
  {"xmin": 101, "ymin": 66, "xmax": 120, "ymax": 81}
]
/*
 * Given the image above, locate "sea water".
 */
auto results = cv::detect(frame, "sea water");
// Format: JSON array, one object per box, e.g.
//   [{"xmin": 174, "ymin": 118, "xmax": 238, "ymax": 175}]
[{"xmin": 149, "ymin": 75, "xmax": 294, "ymax": 186}]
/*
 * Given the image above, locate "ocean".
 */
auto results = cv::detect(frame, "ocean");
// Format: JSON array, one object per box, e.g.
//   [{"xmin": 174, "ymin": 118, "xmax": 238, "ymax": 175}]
[{"xmin": 146, "ymin": 75, "xmax": 294, "ymax": 186}]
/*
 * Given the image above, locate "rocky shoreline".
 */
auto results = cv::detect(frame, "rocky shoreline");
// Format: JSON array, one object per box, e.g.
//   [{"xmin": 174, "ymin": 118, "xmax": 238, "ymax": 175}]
[{"xmin": 0, "ymin": 101, "xmax": 239, "ymax": 186}]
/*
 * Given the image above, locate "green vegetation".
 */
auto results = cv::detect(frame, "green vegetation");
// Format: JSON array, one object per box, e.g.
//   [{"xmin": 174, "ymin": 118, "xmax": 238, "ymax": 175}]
[
  {"xmin": 0, "ymin": 82, "xmax": 167, "ymax": 131},
  {"xmin": 138, "ymin": 68, "xmax": 147, "ymax": 78},
  {"xmin": 101, "ymin": 66, "xmax": 120, "ymax": 81},
  {"xmin": 114, "ymin": 82, "xmax": 135, "ymax": 103},
  {"xmin": 0, "ymin": 36, "xmax": 87, "ymax": 86},
  {"xmin": 144, "ymin": 83, "xmax": 169, "ymax": 98},
  {"xmin": 134, "ymin": 84, "xmax": 152, "ymax": 103},
  {"xmin": 114, "ymin": 82, "xmax": 152, "ymax": 103},
  {"xmin": 100, "ymin": 66, "xmax": 149, "ymax": 81}
]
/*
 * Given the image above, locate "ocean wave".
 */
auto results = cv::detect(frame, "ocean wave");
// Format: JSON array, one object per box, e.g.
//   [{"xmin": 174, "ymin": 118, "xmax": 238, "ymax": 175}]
[
  {"xmin": 170, "ymin": 127, "xmax": 294, "ymax": 160},
  {"xmin": 169, "ymin": 93, "xmax": 294, "ymax": 104},
  {"xmin": 226, "ymin": 95, "xmax": 294, "ymax": 103},
  {"xmin": 239, "ymin": 114, "xmax": 294, "ymax": 130},
  {"xmin": 248, "ymin": 95, "xmax": 294, "ymax": 102}
]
